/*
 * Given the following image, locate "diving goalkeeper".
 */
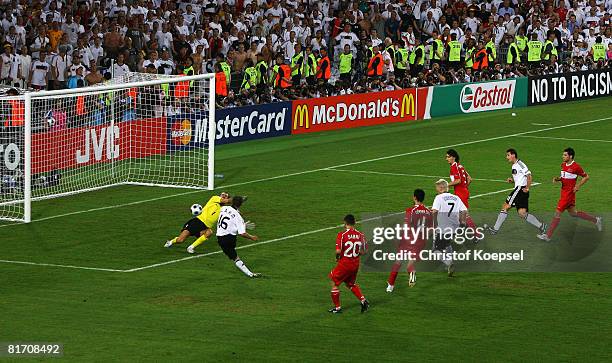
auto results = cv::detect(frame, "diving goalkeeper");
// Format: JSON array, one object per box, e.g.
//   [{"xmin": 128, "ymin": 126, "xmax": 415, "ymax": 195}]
[{"xmin": 165, "ymin": 192, "xmax": 232, "ymax": 254}]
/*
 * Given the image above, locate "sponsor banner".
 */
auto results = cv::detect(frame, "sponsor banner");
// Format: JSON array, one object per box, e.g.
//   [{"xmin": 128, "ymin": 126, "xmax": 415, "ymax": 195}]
[
  {"xmin": 430, "ymin": 78, "xmax": 527, "ymax": 117},
  {"xmin": 168, "ymin": 102, "xmax": 292, "ymax": 149},
  {"xmin": 529, "ymin": 68, "xmax": 612, "ymax": 106},
  {"xmin": 32, "ymin": 118, "xmax": 167, "ymax": 174},
  {"xmin": 0, "ymin": 142, "xmax": 20, "ymax": 172},
  {"xmin": 291, "ymin": 88, "xmax": 430, "ymax": 134},
  {"xmin": 215, "ymin": 102, "xmax": 292, "ymax": 144}
]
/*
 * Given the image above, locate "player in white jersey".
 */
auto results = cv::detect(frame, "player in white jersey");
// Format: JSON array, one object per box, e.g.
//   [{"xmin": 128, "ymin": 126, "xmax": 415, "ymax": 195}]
[
  {"xmin": 216, "ymin": 196, "xmax": 261, "ymax": 278},
  {"xmin": 431, "ymin": 179, "xmax": 468, "ymax": 277},
  {"xmin": 487, "ymin": 149, "xmax": 547, "ymax": 235}
]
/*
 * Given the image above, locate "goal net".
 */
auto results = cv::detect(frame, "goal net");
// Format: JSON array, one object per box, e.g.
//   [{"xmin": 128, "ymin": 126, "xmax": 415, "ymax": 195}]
[{"xmin": 0, "ymin": 72, "xmax": 216, "ymax": 223}]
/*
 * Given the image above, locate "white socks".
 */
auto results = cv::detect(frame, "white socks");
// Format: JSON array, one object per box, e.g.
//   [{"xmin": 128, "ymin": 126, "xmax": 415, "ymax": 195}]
[
  {"xmin": 525, "ymin": 213, "xmax": 543, "ymax": 229},
  {"xmin": 235, "ymin": 259, "xmax": 253, "ymax": 277},
  {"xmin": 494, "ymin": 211, "xmax": 508, "ymax": 231},
  {"xmin": 442, "ymin": 246, "xmax": 453, "ymax": 267}
]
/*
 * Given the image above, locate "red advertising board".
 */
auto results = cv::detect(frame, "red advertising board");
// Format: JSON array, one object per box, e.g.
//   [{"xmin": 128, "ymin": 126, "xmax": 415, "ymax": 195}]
[
  {"xmin": 291, "ymin": 88, "xmax": 430, "ymax": 134},
  {"xmin": 32, "ymin": 118, "xmax": 167, "ymax": 174}
]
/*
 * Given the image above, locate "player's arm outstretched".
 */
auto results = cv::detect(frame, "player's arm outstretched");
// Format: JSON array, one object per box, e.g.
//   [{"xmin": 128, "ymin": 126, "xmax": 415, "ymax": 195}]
[{"xmin": 240, "ymin": 231, "xmax": 258, "ymax": 241}]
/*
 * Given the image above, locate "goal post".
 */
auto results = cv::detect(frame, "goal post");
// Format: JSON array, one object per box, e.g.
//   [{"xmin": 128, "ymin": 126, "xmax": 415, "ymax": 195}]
[{"xmin": 0, "ymin": 72, "xmax": 216, "ymax": 223}]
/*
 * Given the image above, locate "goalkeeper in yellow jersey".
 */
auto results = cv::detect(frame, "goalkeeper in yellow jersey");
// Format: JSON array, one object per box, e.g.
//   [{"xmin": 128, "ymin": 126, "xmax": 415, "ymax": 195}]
[{"xmin": 164, "ymin": 192, "xmax": 232, "ymax": 254}]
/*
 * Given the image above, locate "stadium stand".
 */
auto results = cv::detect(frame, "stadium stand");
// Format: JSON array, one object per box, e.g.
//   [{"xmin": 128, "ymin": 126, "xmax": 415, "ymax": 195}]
[{"xmin": 0, "ymin": 0, "xmax": 609, "ymax": 109}]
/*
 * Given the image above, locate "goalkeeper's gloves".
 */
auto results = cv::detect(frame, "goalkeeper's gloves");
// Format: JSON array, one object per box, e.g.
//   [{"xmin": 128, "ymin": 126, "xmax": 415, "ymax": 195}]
[{"xmin": 245, "ymin": 220, "xmax": 256, "ymax": 230}]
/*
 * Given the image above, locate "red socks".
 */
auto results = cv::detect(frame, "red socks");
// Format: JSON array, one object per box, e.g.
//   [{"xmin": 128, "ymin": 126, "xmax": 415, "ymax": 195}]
[
  {"xmin": 576, "ymin": 211, "xmax": 597, "ymax": 223},
  {"xmin": 350, "ymin": 285, "xmax": 365, "ymax": 302},
  {"xmin": 388, "ymin": 263, "xmax": 402, "ymax": 285},
  {"xmin": 388, "ymin": 264, "xmax": 416, "ymax": 285},
  {"xmin": 466, "ymin": 215, "xmax": 476, "ymax": 229},
  {"xmin": 331, "ymin": 287, "xmax": 340, "ymax": 308},
  {"xmin": 547, "ymin": 216, "xmax": 561, "ymax": 238},
  {"xmin": 332, "ymin": 285, "xmax": 365, "ymax": 308}
]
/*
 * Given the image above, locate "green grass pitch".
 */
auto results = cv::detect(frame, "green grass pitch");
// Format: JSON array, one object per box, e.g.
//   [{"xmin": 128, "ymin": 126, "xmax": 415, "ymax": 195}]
[{"xmin": 1, "ymin": 98, "xmax": 611, "ymax": 361}]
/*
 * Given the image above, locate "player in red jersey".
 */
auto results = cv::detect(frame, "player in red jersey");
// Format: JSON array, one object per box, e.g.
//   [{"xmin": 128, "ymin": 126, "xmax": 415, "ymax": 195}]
[
  {"xmin": 387, "ymin": 189, "xmax": 433, "ymax": 292},
  {"xmin": 537, "ymin": 148, "xmax": 602, "ymax": 241},
  {"xmin": 446, "ymin": 149, "xmax": 477, "ymax": 229},
  {"xmin": 328, "ymin": 214, "xmax": 369, "ymax": 314}
]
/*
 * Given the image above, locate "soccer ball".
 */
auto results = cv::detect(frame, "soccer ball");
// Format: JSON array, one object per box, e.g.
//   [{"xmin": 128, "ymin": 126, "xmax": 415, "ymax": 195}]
[
  {"xmin": 190, "ymin": 204, "xmax": 203, "ymax": 216},
  {"xmin": 45, "ymin": 113, "xmax": 56, "ymax": 127}
]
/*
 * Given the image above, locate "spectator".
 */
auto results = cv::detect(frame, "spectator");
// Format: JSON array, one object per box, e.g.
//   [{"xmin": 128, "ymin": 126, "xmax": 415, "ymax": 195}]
[{"xmin": 29, "ymin": 50, "xmax": 50, "ymax": 90}]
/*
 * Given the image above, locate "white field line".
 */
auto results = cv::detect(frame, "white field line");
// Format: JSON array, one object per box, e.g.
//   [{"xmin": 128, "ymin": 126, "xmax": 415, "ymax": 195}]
[
  {"xmin": 0, "ymin": 259, "xmax": 125, "ymax": 272},
  {"xmin": 125, "ymin": 183, "xmax": 538, "ymax": 273},
  {"xmin": 0, "ymin": 115, "xmax": 607, "ymax": 228},
  {"xmin": 326, "ymin": 168, "xmax": 509, "ymax": 183},
  {"xmin": 531, "ymin": 123, "xmax": 552, "ymax": 126},
  {"xmin": 519, "ymin": 135, "xmax": 612, "ymax": 143}
]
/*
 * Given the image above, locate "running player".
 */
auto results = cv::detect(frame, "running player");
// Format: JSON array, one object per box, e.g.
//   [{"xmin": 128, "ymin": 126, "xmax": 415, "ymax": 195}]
[
  {"xmin": 216, "ymin": 196, "xmax": 261, "ymax": 278},
  {"xmin": 164, "ymin": 192, "xmax": 233, "ymax": 253},
  {"xmin": 446, "ymin": 149, "xmax": 477, "ymax": 229},
  {"xmin": 431, "ymin": 179, "xmax": 467, "ymax": 277},
  {"xmin": 537, "ymin": 148, "xmax": 602, "ymax": 241},
  {"xmin": 387, "ymin": 189, "xmax": 433, "ymax": 292},
  {"xmin": 486, "ymin": 149, "xmax": 547, "ymax": 235},
  {"xmin": 329, "ymin": 214, "xmax": 369, "ymax": 314}
]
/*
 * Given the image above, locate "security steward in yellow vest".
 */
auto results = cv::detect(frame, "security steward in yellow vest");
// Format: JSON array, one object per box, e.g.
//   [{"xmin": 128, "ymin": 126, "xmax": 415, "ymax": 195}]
[
  {"xmin": 446, "ymin": 34, "xmax": 462, "ymax": 70},
  {"xmin": 526, "ymin": 33, "xmax": 543, "ymax": 68},
  {"xmin": 464, "ymin": 40, "xmax": 476, "ymax": 69},
  {"xmin": 542, "ymin": 32, "xmax": 558, "ymax": 62},
  {"xmin": 429, "ymin": 31, "xmax": 444, "ymax": 66},
  {"xmin": 255, "ymin": 56, "xmax": 268, "ymax": 93},
  {"xmin": 409, "ymin": 38, "xmax": 425, "ymax": 76},
  {"xmin": 515, "ymin": 30, "xmax": 528, "ymax": 62},
  {"xmin": 302, "ymin": 46, "xmax": 318, "ymax": 86},
  {"xmin": 240, "ymin": 60, "xmax": 258, "ymax": 93},
  {"xmin": 290, "ymin": 43, "xmax": 304, "ymax": 87},
  {"xmin": 591, "ymin": 36, "xmax": 607, "ymax": 62},
  {"xmin": 395, "ymin": 44, "xmax": 409, "ymax": 80},
  {"xmin": 506, "ymin": 34, "xmax": 520, "ymax": 65},
  {"xmin": 217, "ymin": 54, "xmax": 232, "ymax": 86},
  {"xmin": 485, "ymin": 36, "xmax": 497, "ymax": 63},
  {"xmin": 338, "ymin": 44, "xmax": 354, "ymax": 85}
]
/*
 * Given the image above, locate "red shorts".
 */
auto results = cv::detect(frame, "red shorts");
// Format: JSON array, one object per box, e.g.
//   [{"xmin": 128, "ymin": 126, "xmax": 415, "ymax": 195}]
[
  {"xmin": 455, "ymin": 190, "xmax": 470, "ymax": 209},
  {"xmin": 398, "ymin": 240, "xmax": 426, "ymax": 262},
  {"xmin": 329, "ymin": 261, "xmax": 359, "ymax": 286},
  {"xmin": 556, "ymin": 193, "xmax": 576, "ymax": 212}
]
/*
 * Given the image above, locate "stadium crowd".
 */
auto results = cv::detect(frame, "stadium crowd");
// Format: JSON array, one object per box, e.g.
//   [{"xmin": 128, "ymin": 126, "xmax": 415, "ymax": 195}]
[{"xmin": 0, "ymin": 0, "xmax": 610, "ymax": 109}]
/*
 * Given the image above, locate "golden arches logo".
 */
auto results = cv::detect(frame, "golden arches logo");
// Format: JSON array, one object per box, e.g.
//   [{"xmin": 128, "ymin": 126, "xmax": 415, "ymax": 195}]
[
  {"xmin": 293, "ymin": 104, "xmax": 310, "ymax": 130},
  {"xmin": 400, "ymin": 93, "xmax": 415, "ymax": 118}
]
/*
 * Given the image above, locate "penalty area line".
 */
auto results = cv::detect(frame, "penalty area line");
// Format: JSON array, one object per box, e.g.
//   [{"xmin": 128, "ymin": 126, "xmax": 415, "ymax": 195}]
[
  {"xmin": 0, "ymin": 259, "xmax": 126, "ymax": 272},
  {"xmin": 325, "ymin": 168, "xmax": 510, "ymax": 183},
  {"xmin": 518, "ymin": 135, "xmax": 612, "ymax": 143},
  {"xmin": 125, "ymin": 183, "xmax": 537, "ymax": 273}
]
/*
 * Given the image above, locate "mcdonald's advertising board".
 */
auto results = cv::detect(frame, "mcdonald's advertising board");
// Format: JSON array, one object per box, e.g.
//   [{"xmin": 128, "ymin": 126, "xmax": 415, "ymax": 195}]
[{"xmin": 291, "ymin": 88, "xmax": 431, "ymax": 135}]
